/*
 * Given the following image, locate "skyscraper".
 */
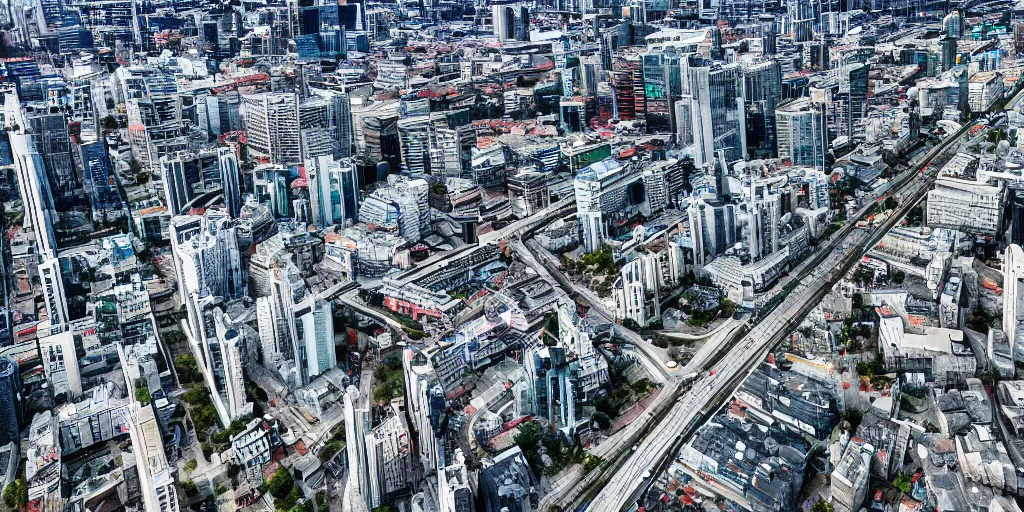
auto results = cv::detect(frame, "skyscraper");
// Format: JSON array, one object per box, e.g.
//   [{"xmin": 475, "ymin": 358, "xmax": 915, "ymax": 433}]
[
  {"xmin": 243, "ymin": 93, "xmax": 301, "ymax": 166},
  {"xmin": 25, "ymin": 105, "xmax": 76, "ymax": 203},
  {"xmin": 775, "ymin": 97, "xmax": 828, "ymax": 170},
  {"xmin": 9, "ymin": 130, "xmax": 58, "ymax": 258},
  {"xmin": 687, "ymin": 59, "xmax": 747, "ymax": 167},
  {"xmin": 219, "ymin": 148, "xmax": 241, "ymax": 218},
  {"xmin": 331, "ymin": 92, "xmax": 354, "ymax": 158},
  {"xmin": 170, "ymin": 212, "xmax": 250, "ymax": 424},
  {"xmin": 743, "ymin": 59, "xmax": 782, "ymax": 157},
  {"xmin": 79, "ymin": 139, "xmax": 120, "ymax": 217},
  {"xmin": 641, "ymin": 49, "xmax": 682, "ymax": 134},
  {"xmin": 760, "ymin": 15, "xmax": 777, "ymax": 55},
  {"xmin": 307, "ymin": 155, "xmax": 360, "ymax": 227}
]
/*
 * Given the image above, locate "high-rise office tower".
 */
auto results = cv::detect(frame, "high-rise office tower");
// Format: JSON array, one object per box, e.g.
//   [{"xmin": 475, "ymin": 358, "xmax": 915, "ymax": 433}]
[
  {"xmin": 943, "ymin": 9, "xmax": 964, "ymax": 39},
  {"xmin": 79, "ymin": 140, "xmax": 120, "ymax": 218},
  {"xmin": 491, "ymin": 1, "xmax": 529, "ymax": 42},
  {"xmin": 743, "ymin": 59, "xmax": 782, "ymax": 157},
  {"xmin": 162, "ymin": 155, "xmax": 193, "ymax": 217},
  {"xmin": 161, "ymin": 150, "xmax": 222, "ymax": 216},
  {"xmin": 709, "ymin": 25, "xmax": 724, "ymax": 59},
  {"xmin": 306, "ymin": 156, "xmax": 360, "ymax": 227},
  {"xmin": 687, "ymin": 59, "xmax": 747, "ymax": 167},
  {"xmin": 25, "ymin": 105, "xmax": 76, "ymax": 204},
  {"xmin": 331, "ymin": 92, "xmax": 354, "ymax": 158},
  {"xmin": 844, "ymin": 63, "xmax": 869, "ymax": 137},
  {"xmin": 1004, "ymin": 244, "xmax": 1024, "ymax": 362},
  {"xmin": 243, "ymin": 93, "xmax": 301, "ymax": 166},
  {"xmin": 219, "ymin": 148, "xmax": 241, "ymax": 218},
  {"xmin": 941, "ymin": 36, "xmax": 957, "ymax": 72},
  {"xmin": 642, "ymin": 49, "xmax": 682, "ymax": 134},
  {"xmin": 296, "ymin": 299, "xmax": 336, "ymax": 383},
  {"xmin": 170, "ymin": 213, "xmax": 250, "ymax": 424},
  {"xmin": 775, "ymin": 97, "xmax": 828, "ymax": 170}
]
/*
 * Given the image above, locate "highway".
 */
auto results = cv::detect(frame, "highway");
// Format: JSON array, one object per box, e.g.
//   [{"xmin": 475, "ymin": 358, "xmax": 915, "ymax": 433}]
[{"xmin": 560, "ymin": 114, "xmax": 979, "ymax": 512}]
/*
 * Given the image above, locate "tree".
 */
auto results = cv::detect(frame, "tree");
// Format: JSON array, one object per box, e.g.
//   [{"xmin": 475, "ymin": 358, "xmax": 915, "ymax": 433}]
[
  {"xmin": 592, "ymin": 411, "xmax": 612, "ymax": 430},
  {"xmin": 129, "ymin": 158, "xmax": 142, "ymax": 176},
  {"xmin": 892, "ymin": 269, "xmax": 906, "ymax": 285},
  {"xmin": 513, "ymin": 421, "xmax": 544, "ymax": 453},
  {"xmin": 184, "ymin": 459, "xmax": 197, "ymax": 473},
  {"xmin": 811, "ymin": 499, "xmax": 835, "ymax": 512},
  {"xmin": 2, "ymin": 478, "xmax": 26, "ymax": 510},
  {"xmin": 174, "ymin": 354, "xmax": 202, "ymax": 384},
  {"xmin": 101, "ymin": 115, "xmax": 118, "ymax": 132},
  {"xmin": 180, "ymin": 480, "xmax": 199, "ymax": 498},
  {"xmin": 268, "ymin": 468, "xmax": 295, "ymax": 500},
  {"xmin": 844, "ymin": 409, "xmax": 864, "ymax": 431},
  {"xmin": 593, "ymin": 395, "xmax": 618, "ymax": 417},
  {"xmin": 163, "ymin": 331, "xmax": 187, "ymax": 346},
  {"xmin": 630, "ymin": 378, "xmax": 653, "ymax": 395},
  {"xmin": 135, "ymin": 379, "xmax": 151, "ymax": 404},
  {"xmin": 851, "ymin": 293, "xmax": 864, "ymax": 311}
]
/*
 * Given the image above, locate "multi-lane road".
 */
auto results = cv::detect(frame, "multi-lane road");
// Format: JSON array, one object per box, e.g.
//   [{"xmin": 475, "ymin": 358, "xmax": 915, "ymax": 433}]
[{"xmin": 563, "ymin": 117, "xmax": 978, "ymax": 512}]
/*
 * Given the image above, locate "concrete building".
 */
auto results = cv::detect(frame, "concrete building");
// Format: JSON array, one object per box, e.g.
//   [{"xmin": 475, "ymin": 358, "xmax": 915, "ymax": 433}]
[
  {"xmin": 685, "ymin": 59, "xmax": 746, "ymax": 167},
  {"xmin": 127, "ymin": 403, "xmax": 180, "ymax": 512},
  {"xmin": 968, "ymin": 71, "xmax": 1004, "ymax": 112},
  {"xmin": 243, "ymin": 92, "xmax": 301, "ymax": 165},
  {"xmin": 57, "ymin": 382, "xmax": 130, "ymax": 455},
  {"xmin": 255, "ymin": 260, "xmax": 337, "ymax": 387},
  {"xmin": 26, "ymin": 412, "xmax": 62, "ymax": 505},
  {"xmin": 775, "ymin": 97, "xmax": 828, "ymax": 170},
  {"xmin": 1004, "ymin": 244, "xmax": 1024, "ymax": 363},
  {"xmin": 365, "ymin": 410, "xmax": 412, "ymax": 507},
  {"xmin": 480, "ymin": 446, "xmax": 533, "ymax": 512},
  {"xmin": 8, "ymin": 128, "xmax": 58, "ymax": 258},
  {"xmin": 228, "ymin": 416, "xmax": 282, "ymax": 483},
  {"xmin": 39, "ymin": 257, "xmax": 68, "ymax": 329},
  {"xmin": 926, "ymin": 176, "xmax": 1003, "ymax": 235},
  {"xmin": 306, "ymin": 155, "xmax": 360, "ymax": 228},
  {"xmin": 831, "ymin": 437, "xmax": 874, "ymax": 512},
  {"xmin": 39, "ymin": 331, "xmax": 82, "ymax": 400}
]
